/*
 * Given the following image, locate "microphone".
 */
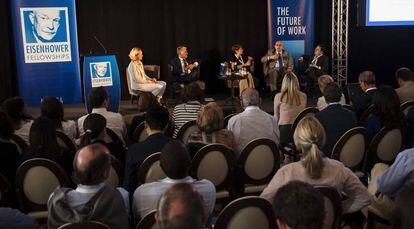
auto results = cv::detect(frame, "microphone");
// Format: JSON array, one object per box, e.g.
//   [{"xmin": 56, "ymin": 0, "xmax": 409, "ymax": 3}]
[{"xmin": 93, "ymin": 35, "xmax": 107, "ymax": 53}]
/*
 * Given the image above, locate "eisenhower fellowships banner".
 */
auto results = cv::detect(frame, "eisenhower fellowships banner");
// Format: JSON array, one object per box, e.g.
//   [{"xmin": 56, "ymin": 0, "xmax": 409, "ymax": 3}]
[
  {"xmin": 10, "ymin": 0, "xmax": 82, "ymax": 106},
  {"xmin": 267, "ymin": 0, "xmax": 314, "ymax": 62}
]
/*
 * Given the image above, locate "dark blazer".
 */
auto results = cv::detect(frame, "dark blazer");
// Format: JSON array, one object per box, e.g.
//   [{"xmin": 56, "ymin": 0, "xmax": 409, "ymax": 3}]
[
  {"xmin": 123, "ymin": 133, "xmax": 171, "ymax": 193},
  {"xmin": 315, "ymin": 104, "xmax": 357, "ymax": 157},
  {"xmin": 309, "ymin": 55, "xmax": 329, "ymax": 75},
  {"xmin": 0, "ymin": 141, "xmax": 19, "ymax": 184},
  {"xmin": 170, "ymin": 57, "xmax": 199, "ymax": 79},
  {"xmin": 353, "ymin": 88, "xmax": 377, "ymax": 119}
]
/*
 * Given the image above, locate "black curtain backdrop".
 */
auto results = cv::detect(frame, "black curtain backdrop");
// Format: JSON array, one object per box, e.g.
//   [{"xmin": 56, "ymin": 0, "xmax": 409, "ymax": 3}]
[{"xmin": 1, "ymin": 0, "xmax": 413, "ymax": 103}]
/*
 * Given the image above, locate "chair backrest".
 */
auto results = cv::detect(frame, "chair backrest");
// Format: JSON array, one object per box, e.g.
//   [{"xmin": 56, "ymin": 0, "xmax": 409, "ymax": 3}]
[
  {"xmin": 58, "ymin": 221, "xmax": 110, "ymax": 229},
  {"xmin": 15, "ymin": 158, "xmax": 69, "ymax": 213},
  {"xmin": 223, "ymin": 113, "xmax": 236, "ymax": 127},
  {"xmin": 126, "ymin": 67, "xmax": 135, "ymax": 96},
  {"xmin": 0, "ymin": 173, "xmax": 13, "ymax": 207},
  {"xmin": 190, "ymin": 144, "xmax": 235, "ymax": 192},
  {"xmin": 331, "ymin": 127, "xmax": 369, "ymax": 171},
  {"xmin": 137, "ymin": 152, "xmax": 166, "ymax": 185},
  {"xmin": 214, "ymin": 196, "xmax": 276, "ymax": 229},
  {"xmin": 133, "ymin": 121, "xmax": 148, "ymax": 143},
  {"xmin": 369, "ymin": 127, "xmax": 404, "ymax": 165},
  {"xmin": 238, "ymin": 138, "xmax": 280, "ymax": 186},
  {"xmin": 359, "ymin": 104, "xmax": 375, "ymax": 125},
  {"xmin": 401, "ymin": 100, "xmax": 414, "ymax": 116},
  {"xmin": 56, "ymin": 131, "xmax": 77, "ymax": 152},
  {"xmin": 104, "ymin": 128, "xmax": 122, "ymax": 143},
  {"xmin": 290, "ymin": 107, "xmax": 319, "ymax": 139},
  {"xmin": 104, "ymin": 157, "xmax": 124, "ymax": 188},
  {"xmin": 315, "ymin": 187, "xmax": 343, "ymax": 229},
  {"xmin": 11, "ymin": 134, "xmax": 29, "ymax": 154},
  {"xmin": 144, "ymin": 65, "xmax": 160, "ymax": 79},
  {"xmin": 136, "ymin": 210, "xmax": 158, "ymax": 229},
  {"xmin": 175, "ymin": 120, "xmax": 199, "ymax": 144}
]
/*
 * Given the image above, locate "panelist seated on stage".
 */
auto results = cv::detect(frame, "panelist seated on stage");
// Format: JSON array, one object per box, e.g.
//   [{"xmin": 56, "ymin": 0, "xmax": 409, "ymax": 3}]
[
  {"xmin": 302, "ymin": 45, "xmax": 329, "ymax": 97},
  {"xmin": 261, "ymin": 40, "xmax": 294, "ymax": 92},
  {"xmin": 229, "ymin": 44, "xmax": 255, "ymax": 96},
  {"xmin": 128, "ymin": 47, "xmax": 166, "ymax": 102},
  {"xmin": 170, "ymin": 46, "xmax": 200, "ymax": 84}
]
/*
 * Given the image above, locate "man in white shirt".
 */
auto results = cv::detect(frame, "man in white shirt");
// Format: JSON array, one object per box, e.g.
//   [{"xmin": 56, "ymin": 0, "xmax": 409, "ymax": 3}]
[
  {"xmin": 78, "ymin": 87, "xmax": 126, "ymax": 143},
  {"xmin": 227, "ymin": 88, "xmax": 280, "ymax": 155},
  {"xmin": 133, "ymin": 140, "xmax": 215, "ymax": 218}
]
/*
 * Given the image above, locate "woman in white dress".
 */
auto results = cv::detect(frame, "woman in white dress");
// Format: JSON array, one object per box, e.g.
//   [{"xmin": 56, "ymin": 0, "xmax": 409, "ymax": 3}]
[{"xmin": 128, "ymin": 47, "xmax": 166, "ymax": 102}]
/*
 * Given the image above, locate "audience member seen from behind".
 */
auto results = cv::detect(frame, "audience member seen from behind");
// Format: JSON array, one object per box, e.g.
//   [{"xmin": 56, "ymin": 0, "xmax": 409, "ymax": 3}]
[
  {"xmin": 77, "ymin": 86, "xmax": 126, "ymax": 143},
  {"xmin": 363, "ymin": 85, "xmax": 405, "ymax": 138},
  {"xmin": 315, "ymin": 82, "xmax": 357, "ymax": 157},
  {"xmin": 0, "ymin": 110, "xmax": 20, "ymax": 184},
  {"xmin": 395, "ymin": 67, "xmax": 414, "ymax": 104},
  {"xmin": 41, "ymin": 96, "xmax": 77, "ymax": 140},
  {"xmin": 392, "ymin": 182, "xmax": 414, "ymax": 229},
  {"xmin": 1, "ymin": 97, "xmax": 33, "ymax": 144},
  {"xmin": 188, "ymin": 102, "xmax": 235, "ymax": 150},
  {"xmin": 353, "ymin": 71, "xmax": 377, "ymax": 119},
  {"xmin": 172, "ymin": 82, "xmax": 204, "ymax": 137},
  {"xmin": 20, "ymin": 117, "xmax": 74, "ymax": 175},
  {"xmin": 133, "ymin": 140, "xmax": 215, "ymax": 218},
  {"xmin": 78, "ymin": 113, "xmax": 126, "ymax": 165},
  {"xmin": 261, "ymin": 117, "xmax": 372, "ymax": 217},
  {"xmin": 227, "ymin": 88, "xmax": 280, "ymax": 155},
  {"xmin": 273, "ymin": 181, "xmax": 325, "ymax": 229},
  {"xmin": 128, "ymin": 91, "xmax": 157, "ymax": 140},
  {"xmin": 156, "ymin": 183, "xmax": 206, "ymax": 229},
  {"xmin": 47, "ymin": 144, "xmax": 129, "ymax": 228},
  {"xmin": 124, "ymin": 105, "xmax": 171, "ymax": 193},
  {"xmin": 274, "ymin": 73, "xmax": 306, "ymax": 145},
  {"xmin": 316, "ymin": 75, "xmax": 346, "ymax": 110}
]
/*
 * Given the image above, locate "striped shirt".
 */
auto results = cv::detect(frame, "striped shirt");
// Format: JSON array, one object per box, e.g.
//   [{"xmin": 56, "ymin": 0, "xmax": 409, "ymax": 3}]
[{"xmin": 172, "ymin": 101, "xmax": 203, "ymax": 137}]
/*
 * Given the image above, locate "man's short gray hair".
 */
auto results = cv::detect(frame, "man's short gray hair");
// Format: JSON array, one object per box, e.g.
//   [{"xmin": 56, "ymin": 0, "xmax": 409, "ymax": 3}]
[
  {"xmin": 176, "ymin": 46, "xmax": 187, "ymax": 55},
  {"xmin": 241, "ymin": 88, "xmax": 260, "ymax": 107}
]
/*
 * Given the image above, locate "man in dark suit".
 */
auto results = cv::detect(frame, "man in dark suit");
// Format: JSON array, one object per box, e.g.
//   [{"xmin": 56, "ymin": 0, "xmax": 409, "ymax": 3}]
[
  {"xmin": 304, "ymin": 45, "xmax": 329, "ymax": 97},
  {"xmin": 123, "ymin": 105, "xmax": 171, "ymax": 193},
  {"xmin": 170, "ymin": 46, "xmax": 200, "ymax": 84},
  {"xmin": 315, "ymin": 82, "xmax": 357, "ymax": 157},
  {"xmin": 353, "ymin": 71, "xmax": 377, "ymax": 119},
  {"xmin": 261, "ymin": 40, "xmax": 294, "ymax": 92}
]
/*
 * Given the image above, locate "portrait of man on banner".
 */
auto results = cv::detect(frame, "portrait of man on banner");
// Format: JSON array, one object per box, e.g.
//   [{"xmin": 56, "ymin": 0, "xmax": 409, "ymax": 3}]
[
  {"xmin": 90, "ymin": 62, "xmax": 113, "ymax": 87},
  {"xmin": 22, "ymin": 8, "xmax": 68, "ymax": 43}
]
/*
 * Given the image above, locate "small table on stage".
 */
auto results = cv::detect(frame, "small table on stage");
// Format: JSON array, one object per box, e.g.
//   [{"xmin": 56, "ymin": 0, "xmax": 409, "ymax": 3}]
[{"xmin": 218, "ymin": 72, "xmax": 248, "ymax": 113}]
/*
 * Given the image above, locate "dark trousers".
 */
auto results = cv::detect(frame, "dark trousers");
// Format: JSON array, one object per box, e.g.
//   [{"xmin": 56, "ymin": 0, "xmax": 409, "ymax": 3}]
[{"xmin": 279, "ymin": 124, "xmax": 293, "ymax": 145}]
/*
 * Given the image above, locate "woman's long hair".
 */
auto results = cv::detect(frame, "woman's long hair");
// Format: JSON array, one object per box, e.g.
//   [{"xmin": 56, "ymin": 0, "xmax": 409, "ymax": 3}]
[
  {"xmin": 28, "ymin": 117, "xmax": 62, "ymax": 161},
  {"xmin": 280, "ymin": 73, "xmax": 301, "ymax": 106},
  {"xmin": 41, "ymin": 96, "xmax": 65, "ymax": 128},
  {"xmin": 79, "ymin": 113, "xmax": 107, "ymax": 148},
  {"xmin": 293, "ymin": 117, "xmax": 326, "ymax": 179},
  {"xmin": 372, "ymin": 85, "xmax": 405, "ymax": 129}
]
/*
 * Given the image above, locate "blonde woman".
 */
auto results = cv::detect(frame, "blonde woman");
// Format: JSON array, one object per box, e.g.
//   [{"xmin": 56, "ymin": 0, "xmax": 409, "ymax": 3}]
[
  {"xmin": 273, "ymin": 73, "xmax": 307, "ymax": 144},
  {"xmin": 261, "ymin": 117, "xmax": 373, "ymax": 216},
  {"xmin": 127, "ymin": 47, "xmax": 166, "ymax": 102},
  {"xmin": 317, "ymin": 75, "xmax": 346, "ymax": 110}
]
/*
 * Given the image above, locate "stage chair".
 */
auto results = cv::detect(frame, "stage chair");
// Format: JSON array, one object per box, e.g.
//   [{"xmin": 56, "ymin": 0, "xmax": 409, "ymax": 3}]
[
  {"xmin": 315, "ymin": 187, "xmax": 343, "ymax": 229},
  {"xmin": 190, "ymin": 144, "xmax": 236, "ymax": 204},
  {"xmin": 135, "ymin": 210, "xmax": 157, "ymax": 229},
  {"xmin": 175, "ymin": 120, "xmax": 199, "ymax": 144},
  {"xmin": 137, "ymin": 152, "xmax": 166, "ymax": 186},
  {"xmin": 11, "ymin": 134, "xmax": 29, "ymax": 154},
  {"xmin": 132, "ymin": 121, "xmax": 148, "ymax": 143},
  {"xmin": 15, "ymin": 158, "xmax": 69, "ymax": 222},
  {"xmin": 0, "ymin": 173, "xmax": 13, "ymax": 207},
  {"xmin": 331, "ymin": 127, "xmax": 369, "ymax": 181},
  {"xmin": 214, "ymin": 196, "xmax": 276, "ymax": 229},
  {"xmin": 56, "ymin": 131, "xmax": 77, "ymax": 152},
  {"xmin": 58, "ymin": 221, "xmax": 110, "ymax": 229},
  {"xmin": 144, "ymin": 65, "xmax": 160, "ymax": 80},
  {"xmin": 126, "ymin": 68, "xmax": 142, "ymax": 104},
  {"xmin": 237, "ymin": 138, "xmax": 280, "ymax": 196},
  {"xmin": 104, "ymin": 156, "xmax": 124, "ymax": 188},
  {"xmin": 400, "ymin": 100, "xmax": 414, "ymax": 116}
]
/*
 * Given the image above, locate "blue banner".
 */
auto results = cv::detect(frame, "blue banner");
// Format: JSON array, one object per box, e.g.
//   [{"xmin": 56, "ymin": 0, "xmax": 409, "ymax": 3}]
[
  {"xmin": 83, "ymin": 55, "xmax": 121, "ymax": 113},
  {"xmin": 267, "ymin": 0, "xmax": 314, "ymax": 62},
  {"xmin": 10, "ymin": 0, "xmax": 82, "ymax": 106}
]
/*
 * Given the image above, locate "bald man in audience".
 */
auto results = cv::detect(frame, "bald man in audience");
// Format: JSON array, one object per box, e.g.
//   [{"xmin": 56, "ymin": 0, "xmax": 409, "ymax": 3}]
[
  {"xmin": 47, "ymin": 144, "xmax": 129, "ymax": 228},
  {"xmin": 156, "ymin": 183, "xmax": 206, "ymax": 229},
  {"xmin": 227, "ymin": 88, "xmax": 280, "ymax": 154}
]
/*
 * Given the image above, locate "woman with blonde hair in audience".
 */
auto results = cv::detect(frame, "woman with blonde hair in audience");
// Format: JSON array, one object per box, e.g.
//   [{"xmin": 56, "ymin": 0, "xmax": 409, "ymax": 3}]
[
  {"xmin": 274, "ymin": 72, "xmax": 306, "ymax": 145},
  {"xmin": 188, "ymin": 102, "xmax": 235, "ymax": 151},
  {"xmin": 261, "ymin": 116, "xmax": 373, "ymax": 224},
  {"xmin": 317, "ymin": 75, "xmax": 346, "ymax": 110}
]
